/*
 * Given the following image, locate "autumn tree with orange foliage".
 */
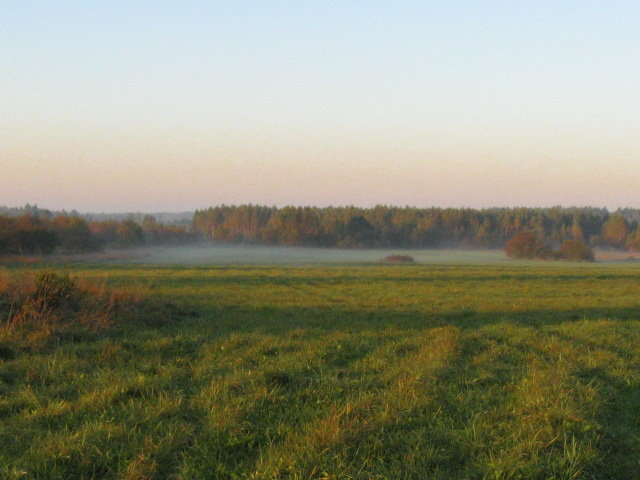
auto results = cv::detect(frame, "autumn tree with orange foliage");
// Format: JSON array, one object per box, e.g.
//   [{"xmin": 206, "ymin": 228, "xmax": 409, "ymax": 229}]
[{"xmin": 505, "ymin": 231, "xmax": 551, "ymax": 259}]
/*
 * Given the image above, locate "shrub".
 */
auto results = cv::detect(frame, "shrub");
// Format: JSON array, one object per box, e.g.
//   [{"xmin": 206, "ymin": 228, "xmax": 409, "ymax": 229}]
[
  {"xmin": 384, "ymin": 255, "xmax": 414, "ymax": 263},
  {"xmin": 0, "ymin": 271, "xmax": 196, "ymax": 352},
  {"xmin": 0, "ymin": 272, "xmax": 152, "ymax": 351},
  {"xmin": 33, "ymin": 272, "xmax": 79, "ymax": 310},
  {"xmin": 4, "ymin": 272, "xmax": 106, "ymax": 332},
  {"xmin": 557, "ymin": 240, "xmax": 595, "ymax": 262},
  {"xmin": 505, "ymin": 232, "xmax": 551, "ymax": 259}
]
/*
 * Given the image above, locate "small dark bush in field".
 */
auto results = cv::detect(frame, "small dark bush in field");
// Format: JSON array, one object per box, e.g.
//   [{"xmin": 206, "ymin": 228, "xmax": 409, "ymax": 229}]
[
  {"xmin": 557, "ymin": 240, "xmax": 595, "ymax": 262},
  {"xmin": 384, "ymin": 255, "xmax": 414, "ymax": 263}
]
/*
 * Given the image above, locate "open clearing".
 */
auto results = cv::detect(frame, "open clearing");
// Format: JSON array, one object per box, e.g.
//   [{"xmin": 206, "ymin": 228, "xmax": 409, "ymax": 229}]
[{"xmin": 1, "ymin": 261, "xmax": 640, "ymax": 479}]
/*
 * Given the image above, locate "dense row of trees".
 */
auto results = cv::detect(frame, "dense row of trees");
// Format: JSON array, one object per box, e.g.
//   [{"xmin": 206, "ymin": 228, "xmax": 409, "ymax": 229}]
[
  {"xmin": 4, "ymin": 204, "xmax": 640, "ymax": 256},
  {"xmin": 0, "ymin": 213, "xmax": 193, "ymax": 255},
  {"xmin": 193, "ymin": 205, "xmax": 640, "ymax": 251}
]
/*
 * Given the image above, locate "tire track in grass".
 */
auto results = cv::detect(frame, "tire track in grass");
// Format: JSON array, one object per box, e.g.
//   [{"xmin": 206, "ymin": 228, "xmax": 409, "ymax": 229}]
[
  {"xmin": 552, "ymin": 322, "xmax": 640, "ymax": 478},
  {"xmin": 177, "ymin": 329, "xmax": 399, "ymax": 479},
  {"xmin": 483, "ymin": 329, "xmax": 613, "ymax": 479},
  {"xmin": 534, "ymin": 322, "xmax": 640, "ymax": 479},
  {"xmin": 247, "ymin": 326, "xmax": 460, "ymax": 479},
  {"xmin": 9, "ymin": 370, "xmax": 203, "ymax": 479},
  {"xmin": 2, "ymin": 330, "xmax": 210, "ymax": 480},
  {"xmin": 399, "ymin": 323, "xmax": 536, "ymax": 480},
  {"xmin": 486, "ymin": 356, "xmax": 599, "ymax": 479}
]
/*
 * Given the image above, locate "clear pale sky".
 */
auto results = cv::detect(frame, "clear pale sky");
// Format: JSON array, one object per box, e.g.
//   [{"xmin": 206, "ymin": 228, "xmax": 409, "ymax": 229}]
[{"xmin": 2, "ymin": 1, "xmax": 639, "ymax": 212}]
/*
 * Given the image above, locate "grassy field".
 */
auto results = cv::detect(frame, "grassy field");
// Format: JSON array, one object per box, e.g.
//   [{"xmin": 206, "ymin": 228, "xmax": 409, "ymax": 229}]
[{"xmin": 1, "ymin": 262, "xmax": 639, "ymax": 479}]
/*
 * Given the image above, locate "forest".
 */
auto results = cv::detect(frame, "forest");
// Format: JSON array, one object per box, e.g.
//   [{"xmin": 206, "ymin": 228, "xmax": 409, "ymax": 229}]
[
  {"xmin": 193, "ymin": 205, "xmax": 640, "ymax": 251},
  {"xmin": 0, "ymin": 205, "xmax": 192, "ymax": 255},
  {"xmin": 2, "ymin": 204, "xmax": 640, "ymax": 255}
]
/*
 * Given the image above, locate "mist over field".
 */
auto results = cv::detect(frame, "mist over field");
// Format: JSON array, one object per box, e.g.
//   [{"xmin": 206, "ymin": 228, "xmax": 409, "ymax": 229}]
[
  {"xmin": 128, "ymin": 246, "xmax": 507, "ymax": 265},
  {"xmin": 89, "ymin": 245, "xmax": 634, "ymax": 267}
]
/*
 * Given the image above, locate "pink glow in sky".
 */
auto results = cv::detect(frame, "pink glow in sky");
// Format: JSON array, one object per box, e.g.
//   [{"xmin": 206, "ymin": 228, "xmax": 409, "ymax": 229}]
[{"xmin": 2, "ymin": 2, "xmax": 639, "ymax": 211}]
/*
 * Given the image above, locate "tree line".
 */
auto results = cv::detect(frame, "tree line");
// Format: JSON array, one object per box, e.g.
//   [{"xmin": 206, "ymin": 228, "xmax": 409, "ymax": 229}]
[
  {"xmin": 193, "ymin": 205, "xmax": 640, "ymax": 251},
  {"xmin": 0, "ymin": 212, "xmax": 193, "ymax": 255},
  {"xmin": 3, "ymin": 204, "xmax": 640, "ymax": 256}
]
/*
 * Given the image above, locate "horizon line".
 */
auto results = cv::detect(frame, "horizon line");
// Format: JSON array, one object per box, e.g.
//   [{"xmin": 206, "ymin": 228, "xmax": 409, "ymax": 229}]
[{"xmin": 2, "ymin": 203, "xmax": 638, "ymax": 216}]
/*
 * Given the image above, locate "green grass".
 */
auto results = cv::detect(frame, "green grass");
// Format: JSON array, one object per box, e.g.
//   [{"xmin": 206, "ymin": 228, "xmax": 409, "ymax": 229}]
[{"xmin": 1, "ymin": 263, "xmax": 640, "ymax": 479}]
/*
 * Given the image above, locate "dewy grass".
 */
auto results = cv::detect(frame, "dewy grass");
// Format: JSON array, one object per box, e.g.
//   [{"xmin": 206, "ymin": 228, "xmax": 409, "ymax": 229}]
[{"xmin": 0, "ymin": 263, "xmax": 639, "ymax": 479}]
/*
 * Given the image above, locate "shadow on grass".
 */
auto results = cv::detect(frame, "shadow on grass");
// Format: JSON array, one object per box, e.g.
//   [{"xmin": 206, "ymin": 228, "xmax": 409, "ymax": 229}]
[
  {"xmin": 98, "ymin": 270, "xmax": 640, "ymax": 289},
  {"xmin": 3, "ymin": 295, "xmax": 639, "ymax": 479},
  {"xmin": 202, "ymin": 303, "xmax": 640, "ymax": 334}
]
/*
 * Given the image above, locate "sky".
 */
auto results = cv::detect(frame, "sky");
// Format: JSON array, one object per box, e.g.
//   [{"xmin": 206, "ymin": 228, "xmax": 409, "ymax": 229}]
[{"xmin": 1, "ymin": 1, "xmax": 639, "ymax": 212}]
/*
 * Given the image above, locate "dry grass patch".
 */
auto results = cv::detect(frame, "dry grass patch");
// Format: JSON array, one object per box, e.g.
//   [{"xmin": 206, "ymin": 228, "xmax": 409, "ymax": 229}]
[{"xmin": 0, "ymin": 271, "xmax": 169, "ymax": 353}]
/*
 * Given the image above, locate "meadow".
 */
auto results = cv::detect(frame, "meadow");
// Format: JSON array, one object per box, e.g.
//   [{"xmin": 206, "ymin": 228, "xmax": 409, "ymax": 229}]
[{"xmin": 1, "ymin": 257, "xmax": 639, "ymax": 479}]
